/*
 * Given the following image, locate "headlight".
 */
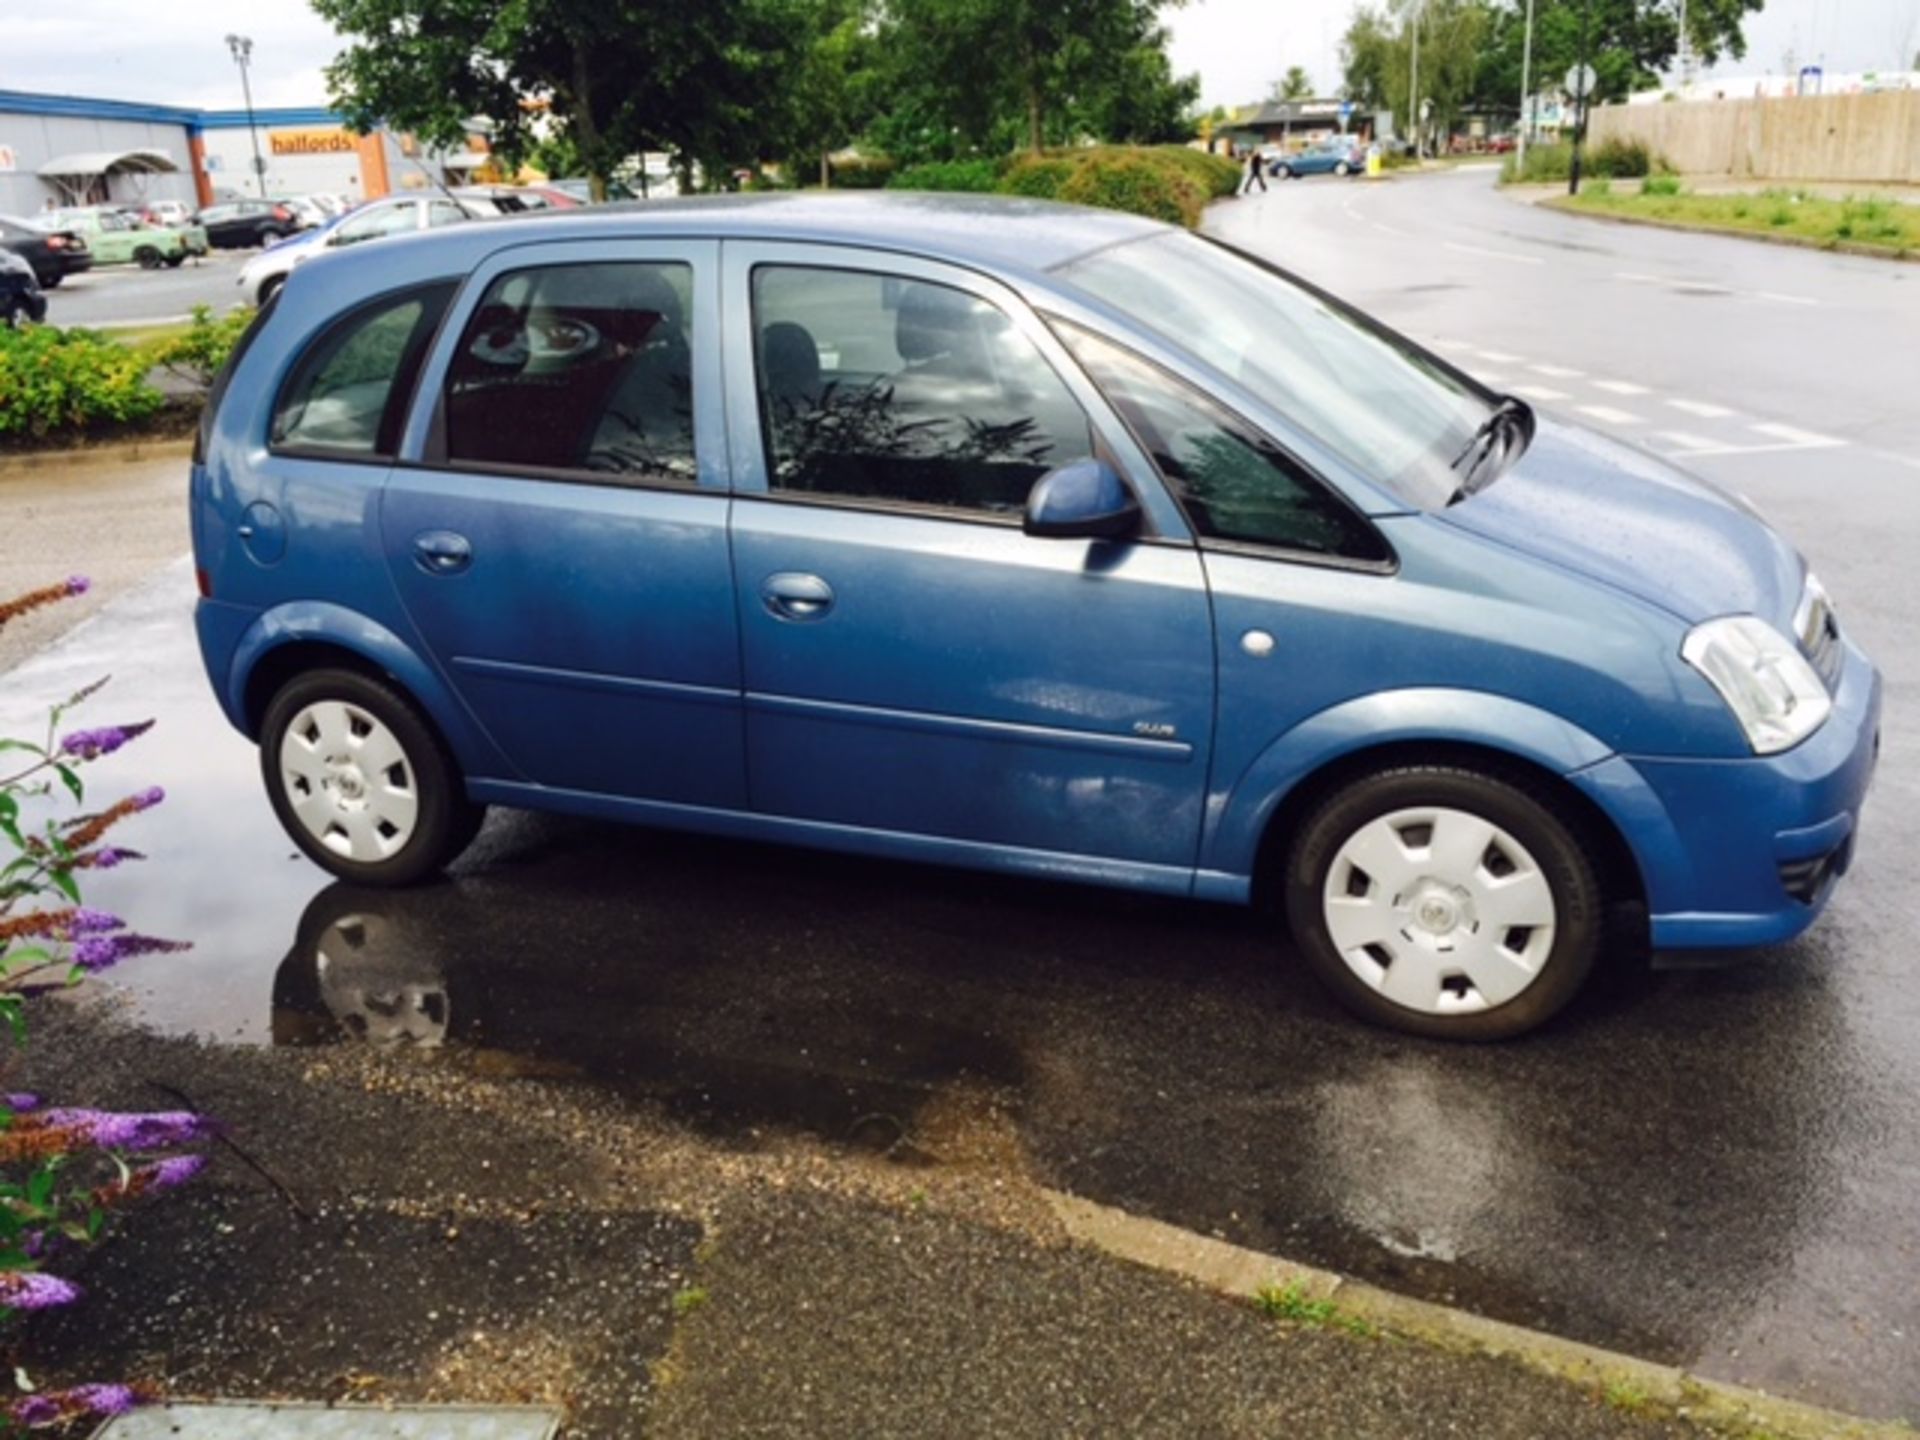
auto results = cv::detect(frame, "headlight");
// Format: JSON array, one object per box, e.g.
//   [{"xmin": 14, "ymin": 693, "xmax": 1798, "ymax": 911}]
[{"xmin": 1682, "ymin": 615, "xmax": 1831, "ymax": 755}]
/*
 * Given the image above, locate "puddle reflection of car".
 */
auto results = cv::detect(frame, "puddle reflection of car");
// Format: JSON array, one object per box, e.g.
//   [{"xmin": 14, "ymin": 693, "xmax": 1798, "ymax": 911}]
[{"xmin": 196, "ymin": 192, "xmax": 1879, "ymax": 1041}]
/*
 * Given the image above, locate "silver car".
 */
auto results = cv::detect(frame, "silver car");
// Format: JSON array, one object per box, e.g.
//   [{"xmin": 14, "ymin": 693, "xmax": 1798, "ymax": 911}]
[{"xmin": 237, "ymin": 194, "xmax": 480, "ymax": 306}]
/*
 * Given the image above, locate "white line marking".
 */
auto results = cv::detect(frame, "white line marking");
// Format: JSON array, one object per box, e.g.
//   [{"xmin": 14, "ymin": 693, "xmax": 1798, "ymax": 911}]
[
  {"xmin": 1476, "ymin": 349, "xmax": 1526, "ymax": 363},
  {"xmin": 1510, "ymin": 384, "xmax": 1569, "ymax": 402},
  {"xmin": 1657, "ymin": 431, "xmax": 1725, "ymax": 452},
  {"xmin": 1530, "ymin": 364, "xmax": 1584, "ymax": 378},
  {"xmin": 1666, "ymin": 399, "xmax": 1739, "ymax": 419},
  {"xmin": 1754, "ymin": 291, "xmax": 1818, "ymax": 307},
  {"xmin": 1750, "ymin": 422, "xmax": 1844, "ymax": 448},
  {"xmin": 1665, "ymin": 441, "xmax": 1849, "ymax": 459},
  {"xmin": 1615, "ymin": 271, "xmax": 1666, "ymax": 284},
  {"xmin": 1578, "ymin": 405, "xmax": 1643, "ymax": 425},
  {"xmin": 1372, "ymin": 221, "xmax": 1410, "ymax": 237},
  {"xmin": 1445, "ymin": 241, "xmax": 1546, "ymax": 265},
  {"xmin": 1593, "ymin": 380, "xmax": 1650, "ymax": 396}
]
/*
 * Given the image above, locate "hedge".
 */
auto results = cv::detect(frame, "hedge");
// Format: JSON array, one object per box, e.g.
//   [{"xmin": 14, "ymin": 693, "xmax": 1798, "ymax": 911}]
[
  {"xmin": 890, "ymin": 144, "xmax": 1231, "ymax": 228},
  {"xmin": 0, "ymin": 326, "xmax": 165, "ymax": 440}
]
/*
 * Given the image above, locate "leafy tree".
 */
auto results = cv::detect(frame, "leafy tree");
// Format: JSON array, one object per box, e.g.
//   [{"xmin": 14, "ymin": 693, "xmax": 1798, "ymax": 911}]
[
  {"xmin": 1273, "ymin": 65, "xmax": 1315, "ymax": 100},
  {"xmin": 1340, "ymin": 7, "xmax": 1397, "ymax": 111},
  {"xmin": 312, "ymin": 0, "xmax": 802, "ymax": 198},
  {"xmin": 1475, "ymin": 0, "xmax": 1764, "ymax": 110},
  {"xmin": 782, "ymin": 0, "xmax": 888, "ymax": 184}
]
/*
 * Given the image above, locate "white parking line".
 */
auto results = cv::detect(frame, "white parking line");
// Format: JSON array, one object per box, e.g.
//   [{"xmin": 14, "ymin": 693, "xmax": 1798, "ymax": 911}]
[
  {"xmin": 1755, "ymin": 291, "xmax": 1818, "ymax": 307},
  {"xmin": 1750, "ymin": 422, "xmax": 1845, "ymax": 448},
  {"xmin": 1577, "ymin": 405, "xmax": 1643, "ymax": 425},
  {"xmin": 1530, "ymin": 364, "xmax": 1584, "ymax": 378},
  {"xmin": 1657, "ymin": 431, "xmax": 1725, "ymax": 452},
  {"xmin": 1445, "ymin": 241, "xmax": 1546, "ymax": 265},
  {"xmin": 1510, "ymin": 384, "xmax": 1569, "ymax": 401},
  {"xmin": 1476, "ymin": 349, "xmax": 1526, "ymax": 363},
  {"xmin": 1666, "ymin": 399, "xmax": 1739, "ymax": 419},
  {"xmin": 1593, "ymin": 380, "xmax": 1650, "ymax": 396}
]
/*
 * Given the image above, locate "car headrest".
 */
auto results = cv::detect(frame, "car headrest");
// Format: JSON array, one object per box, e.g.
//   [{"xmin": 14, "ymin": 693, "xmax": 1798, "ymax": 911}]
[{"xmin": 760, "ymin": 321, "xmax": 821, "ymax": 401}]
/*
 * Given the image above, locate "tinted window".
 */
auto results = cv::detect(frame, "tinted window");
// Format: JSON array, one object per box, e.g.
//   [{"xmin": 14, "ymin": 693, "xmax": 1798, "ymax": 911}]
[
  {"xmin": 752, "ymin": 266, "xmax": 1093, "ymax": 518},
  {"xmin": 444, "ymin": 261, "xmax": 695, "ymax": 483},
  {"xmin": 271, "ymin": 283, "xmax": 454, "ymax": 457},
  {"xmin": 1061, "ymin": 324, "xmax": 1389, "ymax": 564}
]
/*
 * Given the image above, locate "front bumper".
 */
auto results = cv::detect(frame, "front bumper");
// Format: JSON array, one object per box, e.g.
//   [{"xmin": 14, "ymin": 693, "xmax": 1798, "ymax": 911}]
[{"xmin": 1571, "ymin": 634, "xmax": 1882, "ymax": 949}]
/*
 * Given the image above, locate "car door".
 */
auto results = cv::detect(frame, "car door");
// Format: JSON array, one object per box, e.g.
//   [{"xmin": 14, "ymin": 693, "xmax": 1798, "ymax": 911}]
[
  {"xmin": 381, "ymin": 238, "xmax": 745, "ymax": 807},
  {"xmin": 721, "ymin": 242, "xmax": 1215, "ymax": 879}
]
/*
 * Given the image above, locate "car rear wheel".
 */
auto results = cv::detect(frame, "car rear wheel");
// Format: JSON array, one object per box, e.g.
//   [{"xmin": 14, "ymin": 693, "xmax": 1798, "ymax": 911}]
[
  {"xmin": 164, "ymin": 252, "xmax": 185, "ymax": 268},
  {"xmin": 37, "ymin": 272, "xmax": 60, "ymax": 289},
  {"xmin": 1335, "ymin": 161, "xmax": 1353, "ymax": 176},
  {"xmin": 1283, "ymin": 765, "xmax": 1602, "ymax": 1040},
  {"xmin": 261, "ymin": 668, "xmax": 486, "ymax": 887},
  {"xmin": 134, "ymin": 246, "xmax": 162, "ymax": 269}
]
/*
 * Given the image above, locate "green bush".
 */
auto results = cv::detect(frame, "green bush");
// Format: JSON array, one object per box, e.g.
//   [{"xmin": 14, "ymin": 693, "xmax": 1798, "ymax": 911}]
[
  {"xmin": 998, "ymin": 155, "xmax": 1081, "ymax": 200},
  {"xmin": 147, "ymin": 305, "xmax": 254, "ymax": 391},
  {"xmin": 1500, "ymin": 143, "xmax": 1572, "ymax": 183},
  {"xmin": 0, "ymin": 326, "xmax": 165, "ymax": 440},
  {"xmin": 1055, "ymin": 152, "xmax": 1206, "ymax": 228},
  {"xmin": 1143, "ymin": 145, "xmax": 1241, "ymax": 199},
  {"xmin": 1588, "ymin": 137, "xmax": 1653, "ymax": 178},
  {"xmin": 828, "ymin": 154, "xmax": 895, "ymax": 189},
  {"xmin": 889, "ymin": 158, "xmax": 1002, "ymax": 193},
  {"xmin": 1641, "ymin": 173, "xmax": 1683, "ymax": 197}
]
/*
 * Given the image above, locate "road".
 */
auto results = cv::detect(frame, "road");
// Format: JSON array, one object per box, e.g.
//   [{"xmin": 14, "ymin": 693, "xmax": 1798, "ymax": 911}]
[
  {"xmin": 3, "ymin": 168, "xmax": 1917, "ymax": 1424},
  {"xmin": 39, "ymin": 249, "xmax": 248, "ymax": 328}
]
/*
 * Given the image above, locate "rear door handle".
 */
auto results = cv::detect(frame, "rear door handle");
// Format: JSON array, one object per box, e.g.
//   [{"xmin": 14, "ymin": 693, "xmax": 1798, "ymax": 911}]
[
  {"xmin": 412, "ymin": 530, "xmax": 472, "ymax": 576},
  {"xmin": 761, "ymin": 572, "xmax": 834, "ymax": 622}
]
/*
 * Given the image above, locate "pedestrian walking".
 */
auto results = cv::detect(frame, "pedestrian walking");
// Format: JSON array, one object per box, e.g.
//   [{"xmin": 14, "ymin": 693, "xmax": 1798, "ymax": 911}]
[{"xmin": 1239, "ymin": 147, "xmax": 1268, "ymax": 196}]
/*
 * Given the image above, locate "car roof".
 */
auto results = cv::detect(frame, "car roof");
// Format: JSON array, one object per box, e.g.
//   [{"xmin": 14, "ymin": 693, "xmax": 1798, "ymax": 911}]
[{"xmin": 322, "ymin": 191, "xmax": 1168, "ymax": 284}]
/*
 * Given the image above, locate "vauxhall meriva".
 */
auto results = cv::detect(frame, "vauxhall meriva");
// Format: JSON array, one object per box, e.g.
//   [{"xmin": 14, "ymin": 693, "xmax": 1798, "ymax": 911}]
[{"xmin": 191, "ymin": 193, "xmax": 1880, "ymax": 1040}]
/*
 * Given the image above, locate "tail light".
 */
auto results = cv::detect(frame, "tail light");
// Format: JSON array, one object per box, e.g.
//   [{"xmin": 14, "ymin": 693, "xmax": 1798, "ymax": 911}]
[
  {"xmin": 45, "ymin": 235, "xmax": 66, "ymax": 251},
  {"xmin": 273, "ymin": 206, "xmax": 291, "ymax": 221},
  {"xmin": 195, "ymin": 567, "xmax": 212, "ymax": 599}
]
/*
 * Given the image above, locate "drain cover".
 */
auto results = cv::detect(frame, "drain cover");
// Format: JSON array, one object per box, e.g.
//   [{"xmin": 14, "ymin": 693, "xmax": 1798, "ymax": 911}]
[{"xmin": 98, "ymin": 1402, "xmax": 561, "ymax": 1438}]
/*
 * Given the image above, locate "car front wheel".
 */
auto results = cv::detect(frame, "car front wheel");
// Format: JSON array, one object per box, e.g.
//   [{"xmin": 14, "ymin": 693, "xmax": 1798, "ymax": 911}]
[
  {"xmin": 1284, "ymin": 765, "xmax": 1602, "ymax": 1040},
  {"xmin": 261, "ymin": 668, "xmax": 485, "ymax": 887}
]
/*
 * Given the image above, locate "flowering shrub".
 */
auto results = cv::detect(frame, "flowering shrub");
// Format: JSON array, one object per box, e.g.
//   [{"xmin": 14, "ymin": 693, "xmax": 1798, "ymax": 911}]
[
  {"xmin": 147, "ymin": 305, "xmax": 256, "ymax": 393},
  {"xmin": 0, "ymin": 577, "xmax": 204, "ymax": 1430},
  {"xmin": 0, "ymin": 329, "xmax": 165, "ymax": 441}
]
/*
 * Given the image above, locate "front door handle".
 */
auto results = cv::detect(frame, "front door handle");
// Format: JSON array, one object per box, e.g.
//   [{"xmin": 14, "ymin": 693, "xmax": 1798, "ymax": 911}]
[
  {"xmin": 412, "ymin": 530, "xmax": 472, "ymax": 576},
  {"xmin": 761, "ymin": 572, "xmax": 835, "ymax": 622}
]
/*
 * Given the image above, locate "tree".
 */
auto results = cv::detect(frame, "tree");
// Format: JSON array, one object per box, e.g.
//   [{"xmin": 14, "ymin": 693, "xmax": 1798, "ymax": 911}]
[
  {"xmin": 312, "ymin": 0, "xmax": 803, "ymax": 198},
  {"xmin": 1273, "ymin": 65, "xmax": 1315, "ymax": 100},
  {"xmin": 783, "ymin": 0, "xmax": 889, "ymax": 184},
  {"xmin": 1340, "ymin": 7, "xmax": 1397, "ymax": 111},
  {"xmin": 1474, "ymin": 0, "xmax": 1764, "ymax": 110}
]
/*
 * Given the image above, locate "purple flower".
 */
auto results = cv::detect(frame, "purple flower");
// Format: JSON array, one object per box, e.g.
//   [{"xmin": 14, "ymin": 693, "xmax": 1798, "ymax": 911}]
[
  {"xmin": 64, "ymin": 576, "xmax": 90, "ymax": 597},
  {"xmin": 37, "ymin": 1108, "xmax": 216, "ymax": 1151},
  {"xmin": 57, "ymin": 721, "xmax": 153, "ymax": 761},
  {"xmin": 6, "ymin": 1093, "xmax": 41, "ymax": 1112},
  {"xmin": 77, "ymin": 847, "xmax": 142, "ymax": 871},
  {"xmin": 11, "ymin": 1384, "xmax": 139, "ymax": 1426},
  {"xmin": 131, "ymin": 1153, "xmax": 209, "ymax": 1193},
  {"xmin": 64, "ymin": 907, "xmax": 123, "ymax": 936},
  {"xmin": 133, "ymin": 786, "xmax": 165, "ymax": 810},
  {"xmin": 71, "ymin": 931, "xmax": 190, "ymax": 973},
  {"xmin": 0, "ymin": 1271, "xmax": 81, "ymax": 1311}
]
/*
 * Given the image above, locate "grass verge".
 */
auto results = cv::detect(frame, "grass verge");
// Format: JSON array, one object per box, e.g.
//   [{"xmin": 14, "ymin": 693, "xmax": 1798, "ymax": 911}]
[{"xmin": 1547, "ymin": 185, "xmax": 1919, "ymax": 257}]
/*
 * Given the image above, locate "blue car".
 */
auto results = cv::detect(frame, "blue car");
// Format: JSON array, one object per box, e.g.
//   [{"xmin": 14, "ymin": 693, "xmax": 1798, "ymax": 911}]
[
  {"xmin": 1272, "ymin": 142, "xmax": 1364, "ymax": 179},
  {"xmin": 191, "ymin": 193, "xmax": 1879, "ymax": 1039}
]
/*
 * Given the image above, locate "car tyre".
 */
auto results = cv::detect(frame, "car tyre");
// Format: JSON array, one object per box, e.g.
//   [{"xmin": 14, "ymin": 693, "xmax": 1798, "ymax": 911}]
[
  {"xmin": 1274, "ymin": 164, "xmax": 1292, "ymax": 179},
  {"xmin": 1283, "ymin": 765, "xmax": 1603, "ymax": 1041},
  {"xmin": 134, "ymin": 245, "xmax": 162, "ymax": 270},
  {"xmin": 1335, "ymin": 161, "xmax": 1352, "ymax": 176},
  {"xmin": 261, "ymin": 668, "xmax": 486, "ymax": 888},
  {"xmin": 37, "ymin": 272, "xmax": 60, "ymax": 289},
  {"xmin": 164, "ymin": 253, "xmax": 185, "ymax": 268},
  {"xmin": 257, "ymin": 273, "xmax": 285, "ymax": 306}
]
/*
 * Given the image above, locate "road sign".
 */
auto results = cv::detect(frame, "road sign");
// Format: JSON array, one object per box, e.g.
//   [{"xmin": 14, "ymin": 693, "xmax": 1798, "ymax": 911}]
[
  {"xmin": 1339, "ymin": 100, "xmax": 1354, "ymax": 120},
  {"xmin": 1566, "ymin": 63, "xmax": 1597, "ymax": 97}
]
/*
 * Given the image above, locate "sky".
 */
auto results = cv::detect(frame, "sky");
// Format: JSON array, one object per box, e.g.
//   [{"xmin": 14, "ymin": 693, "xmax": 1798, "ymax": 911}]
[{"xmin": 0, "ymin": 0, "xmax": 1914, "ymax": 113}]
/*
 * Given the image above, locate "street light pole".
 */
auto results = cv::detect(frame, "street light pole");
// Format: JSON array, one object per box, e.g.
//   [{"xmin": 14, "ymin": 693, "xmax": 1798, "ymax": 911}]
[
  {"xmin": 1517, "ymin": 0, "xmax": 1536, "ymax": 167},
  {"xmin": 225, "ymin": 33, "xmax": 268, "ymax": 200}
]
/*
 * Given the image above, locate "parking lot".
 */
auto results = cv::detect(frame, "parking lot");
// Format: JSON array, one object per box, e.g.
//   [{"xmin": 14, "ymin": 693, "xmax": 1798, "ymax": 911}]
[
  {"xmin": 3, "ymin": 168, "xmax": 1917, "ymax": 1427},
  {"xmin": 35, "ymin": 247, "xmax": 247, "ymax": 328}
]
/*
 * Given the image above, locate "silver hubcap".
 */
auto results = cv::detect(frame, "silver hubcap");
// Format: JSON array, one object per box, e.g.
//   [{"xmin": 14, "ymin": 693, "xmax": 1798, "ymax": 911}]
[
  {"xmin": 1323, "ymin": 806, "xmax": 1557, "ymax": 1015},
  {"xmin": 279, "ymin": 701, "xmax": 420, "ymax": 862}
]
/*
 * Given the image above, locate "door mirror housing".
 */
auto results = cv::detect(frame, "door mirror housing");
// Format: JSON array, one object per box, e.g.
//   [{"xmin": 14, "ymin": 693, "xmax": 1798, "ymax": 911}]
[{"xmin": 1022, "ymin": 458, "xmax": 1141, "ymax": 541}]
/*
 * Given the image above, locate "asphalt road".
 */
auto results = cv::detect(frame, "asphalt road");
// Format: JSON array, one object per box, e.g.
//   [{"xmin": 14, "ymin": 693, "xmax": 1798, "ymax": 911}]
[
  {"xmin": 3, "ymin": 169, "xmax": 1917, "ymax": 1424},
  {"xmin": 38, "ymin": 248, "xmax": 249, "ymax": 328}
]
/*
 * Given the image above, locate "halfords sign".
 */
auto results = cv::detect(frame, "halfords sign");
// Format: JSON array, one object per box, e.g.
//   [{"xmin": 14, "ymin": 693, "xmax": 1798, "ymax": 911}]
[{"xmin": 269, "ymin": 129, "xmax": 359, "ymax": 157}]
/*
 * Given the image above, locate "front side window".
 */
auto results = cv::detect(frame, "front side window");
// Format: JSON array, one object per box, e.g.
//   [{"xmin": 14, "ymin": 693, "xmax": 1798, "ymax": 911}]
[
  {"xmin": 1062, "ymin": 324, "xmax": 1389, "ymax": 564},
  {"xmin": 1059, "ymin": 232, "xmax": 1493, "ymax": 510},
  {"xmin": 443, "ymin": 261, "xmax": 695, "ymax": 483},
  {"xmin": 334, "ymin": 203, "xmax": 418, "ymax": 246},
  {"xmin": 751, "ymin": 266, "xmax": 1094, "ymax": 518},
  {"xmin": 271, "ymin": 282, "xmax": 454, "ymax": 456}
]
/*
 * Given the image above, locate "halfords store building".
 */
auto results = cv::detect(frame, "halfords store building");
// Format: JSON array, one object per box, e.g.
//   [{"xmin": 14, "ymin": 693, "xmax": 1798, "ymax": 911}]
[{"xmin": 0, "ymin": 88, "xmax": 493, "ymax": 215}]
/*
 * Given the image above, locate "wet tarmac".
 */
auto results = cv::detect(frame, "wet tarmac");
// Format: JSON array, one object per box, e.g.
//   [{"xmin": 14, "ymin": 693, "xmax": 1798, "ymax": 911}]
[{"xmin": 3, "ymin": 558, "xmax": 1916, "ymax": 1424}]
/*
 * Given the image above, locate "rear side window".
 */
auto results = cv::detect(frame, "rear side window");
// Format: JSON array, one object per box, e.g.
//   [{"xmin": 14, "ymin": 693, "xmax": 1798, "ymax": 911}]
[
  {"xmin": 271, "ymin": 282, "xmax": 455, "ymax": 458},
  {"xmin": 1060, "ymin": 323, "xmax": 1390, "ymax": 564},
  {"xmin": 442, "ymin": 261, "xmax": 696, "ymax": 484}
]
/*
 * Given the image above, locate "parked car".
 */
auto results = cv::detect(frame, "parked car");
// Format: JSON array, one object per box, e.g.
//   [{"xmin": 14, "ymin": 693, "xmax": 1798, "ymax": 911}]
[
  {"xmin": 35, "ymin": 206, "xmax": 206, "ymax": 268},
  {"xmin": 134, "ymin": 199, "xmax": 192, "ymax": 227},
  {"xmin": 262, "ymin": 196, "xmax": 326, "ymax": 231},
  {"xmin": 548, "ymin": 177, "xmax": 640, "ymax": 204},
  {"xmin": 306, "ymin": 193, "xmax": 351, "ymax": 219},
  {"xmin": 516, "ymin": 185, "xmax": 584, "ymax": 209},
  {"xmin": 0, "ymin": 247, "xmax": 47, "ymax": 327},
  {"xmin": 235, "ymin": 194, "xmax": 480, "ymax": 305},
  {"xmin": 0, "ymin": 215, "xmax": 92, "ymax": 287},
  {"xmin": 191, "ymin": 193, "xmax": 1880, "ymax": 1041},
  {"xmin": 1272, "ymin": 141, "xmax": 1365, "ymax": 178},
  {"xmin": 196, "ymin": 200, "xmax": 302, "ymax": 250},
  {"xmin": 450, "ymin": 185, "xmax": 565, "ymax": 215}
]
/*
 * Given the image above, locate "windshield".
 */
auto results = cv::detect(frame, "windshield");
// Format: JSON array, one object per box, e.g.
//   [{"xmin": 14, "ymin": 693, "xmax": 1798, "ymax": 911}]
[{"xmin": 1058, "ymin": 232, "xmax": 1493, "ymax": 509}]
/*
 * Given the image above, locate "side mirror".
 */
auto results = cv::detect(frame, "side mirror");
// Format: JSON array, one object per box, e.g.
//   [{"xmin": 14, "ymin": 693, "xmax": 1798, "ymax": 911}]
[{"xmin": 1022, "ymin": 458, "xmax": 1141, "ymax": 541}]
